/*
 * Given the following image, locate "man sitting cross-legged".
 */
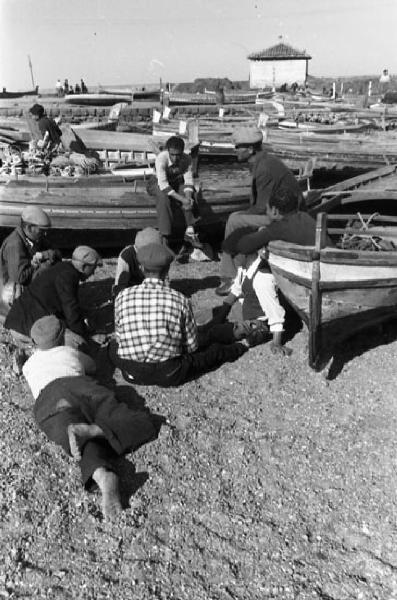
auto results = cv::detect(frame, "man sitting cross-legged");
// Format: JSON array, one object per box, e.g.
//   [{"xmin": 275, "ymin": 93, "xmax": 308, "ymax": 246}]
[
  {"xmin": 110, "ymin": 242, "xmax": 248, "ymax": 387},
  {"xmin": 22, "ymin": 315, "xmax": 159, "ymax": 521}
]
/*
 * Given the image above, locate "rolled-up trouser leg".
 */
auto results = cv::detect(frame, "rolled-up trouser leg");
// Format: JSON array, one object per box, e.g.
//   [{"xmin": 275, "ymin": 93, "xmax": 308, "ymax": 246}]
[{"xmin": 35, "ymin": 405, "xmax": 116, "ymax": 489}]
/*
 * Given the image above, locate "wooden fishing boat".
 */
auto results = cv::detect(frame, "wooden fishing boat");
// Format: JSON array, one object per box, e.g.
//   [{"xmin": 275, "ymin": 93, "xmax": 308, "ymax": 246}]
[
  {"xmin": 268, "ymin": 211, "xmax": 397, "ymax": 369},
  {"xmin": 0, "ymin": 173, "xmax": 250, "ymax": 247},
  {"xmin": 0, "ymin": 86, "xmax": 39, "ymax": 99},
  {"xmin": 64, "ymin": 93, "xmax": 133, "ymax": 106}
]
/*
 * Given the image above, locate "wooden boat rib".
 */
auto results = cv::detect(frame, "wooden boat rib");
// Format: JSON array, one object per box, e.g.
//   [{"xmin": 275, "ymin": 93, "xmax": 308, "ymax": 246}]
[{"xmin": 268, "ymin": 212, "xmax": 397, "ymax": 369}]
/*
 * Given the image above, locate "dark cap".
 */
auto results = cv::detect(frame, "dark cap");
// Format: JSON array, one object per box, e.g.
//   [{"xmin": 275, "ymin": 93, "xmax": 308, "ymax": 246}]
[{"xmin": 137, "ymin": 243, "xmax": 174, "ymax": 271}]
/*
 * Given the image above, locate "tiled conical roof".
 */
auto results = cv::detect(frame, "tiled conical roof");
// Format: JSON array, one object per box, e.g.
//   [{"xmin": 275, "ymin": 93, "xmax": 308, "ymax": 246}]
[{"xmin": 248, "ymin": 43, "xmax": 311, "ymax": 61}]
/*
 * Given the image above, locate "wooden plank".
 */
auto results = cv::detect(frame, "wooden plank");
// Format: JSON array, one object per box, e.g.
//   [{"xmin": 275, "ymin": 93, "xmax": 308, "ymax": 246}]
[{"xmin": 308, "ymin": 213, "xmax": 327, "ymax": 368}]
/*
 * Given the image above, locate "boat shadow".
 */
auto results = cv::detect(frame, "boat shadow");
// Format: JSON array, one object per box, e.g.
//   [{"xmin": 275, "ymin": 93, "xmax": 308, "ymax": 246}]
[{"xmin": 323, "ymin": 318, "xmax": 397, "ymax": 379}]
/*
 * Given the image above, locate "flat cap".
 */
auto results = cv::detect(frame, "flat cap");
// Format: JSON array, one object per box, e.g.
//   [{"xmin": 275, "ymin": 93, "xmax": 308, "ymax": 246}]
[
  {"xmin": 72, "ymin": 245, "xmax": 102, "ymax": 266},
  {"xmin": 21, "ymin": 205, "xmax": 51, "ymax": 228},
  {"xmin": 232, "ymin": 127, "xmax": 263, "ymax": 146},
  {"xmin": 30, "ymin": 315, "xmax": 65, "ymax": 350},
  {"xmin": 134, "ymin": 227, "xmax": 162, "ymax": 249},
  {"xmin": 137, "ymin": 243, "xmax": 174, "ymax": 271}
]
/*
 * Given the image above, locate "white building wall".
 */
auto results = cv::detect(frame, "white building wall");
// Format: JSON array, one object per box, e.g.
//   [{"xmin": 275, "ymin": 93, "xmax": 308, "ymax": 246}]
[{"xmin": 249, "ymin": 59, "xmax": 307, "ymax": 88}]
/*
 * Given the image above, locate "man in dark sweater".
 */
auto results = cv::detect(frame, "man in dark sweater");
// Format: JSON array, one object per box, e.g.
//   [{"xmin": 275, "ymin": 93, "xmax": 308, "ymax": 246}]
[
  {"xmin": 216, "ymin": 127, "xmax": 303, "ymax": 296},
  {"xmin": 0, "ymin": 206, "xmax": 61, "ymax": 310},
  {"xmin": 29, "ymin": 103, "xmax": 62, "ymax": 151},
  {"xmin": 5, "ymin": 245, "xmax": 102, "ymax": 350}
]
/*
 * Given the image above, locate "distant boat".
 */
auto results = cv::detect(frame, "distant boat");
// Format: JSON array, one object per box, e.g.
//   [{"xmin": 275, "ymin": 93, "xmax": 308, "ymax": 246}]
[
  {"xmin": 0, "ymin": 86, "xmax": 39, "ymax": 99},
  {"xmin": 64, "ymin": 92, "xmax": 133, "ymax": 106}
]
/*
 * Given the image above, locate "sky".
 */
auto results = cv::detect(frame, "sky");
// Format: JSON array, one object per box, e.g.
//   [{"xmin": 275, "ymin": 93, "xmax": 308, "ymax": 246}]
[{"xmin": 1, "ymin": 0, "xmax": 396, "ymax": 90}]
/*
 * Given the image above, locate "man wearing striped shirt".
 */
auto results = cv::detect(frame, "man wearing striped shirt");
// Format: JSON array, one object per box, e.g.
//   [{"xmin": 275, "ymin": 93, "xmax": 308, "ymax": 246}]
[{"xmin": 110, "ymin": 243, "xmax": 246, "ymax": 387}]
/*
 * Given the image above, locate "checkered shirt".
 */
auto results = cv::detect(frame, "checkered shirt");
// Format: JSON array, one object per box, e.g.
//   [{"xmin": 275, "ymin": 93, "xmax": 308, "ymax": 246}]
[{"xmin": 115, "ymin": 278, "xmax": 198, "ymax": 362}]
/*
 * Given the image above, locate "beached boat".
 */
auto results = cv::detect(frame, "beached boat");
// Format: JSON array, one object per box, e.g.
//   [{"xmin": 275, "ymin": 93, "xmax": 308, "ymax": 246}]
[
  {"xmin": 268, "ymin": 211, "xmax": 397, "ymax": 369},
  {"xmin": 0, "ymin": 173, "xmax": 250, "ymax": 246},
  {"xmin": 0, "ymin": 86, "xmax": 39, "ymax": 99}
]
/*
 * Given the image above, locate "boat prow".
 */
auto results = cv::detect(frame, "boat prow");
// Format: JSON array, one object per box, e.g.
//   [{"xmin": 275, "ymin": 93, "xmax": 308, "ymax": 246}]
[{"xmin": 268, "ymin": 213, "xmax": 397, "ymax": 369}]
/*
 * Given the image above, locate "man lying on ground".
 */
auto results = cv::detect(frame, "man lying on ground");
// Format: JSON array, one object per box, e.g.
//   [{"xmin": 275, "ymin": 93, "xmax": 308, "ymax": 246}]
[
  {"xmin": 0, "ymin": 206, "xmax": 61, "ymax": 309},
  {"xmin": 110, "ymin": 242, "xmax": 248, "ymax": 387},
  {"xmin": 22, "ymin": 315, "xmax": 158, "ymax": 521}
]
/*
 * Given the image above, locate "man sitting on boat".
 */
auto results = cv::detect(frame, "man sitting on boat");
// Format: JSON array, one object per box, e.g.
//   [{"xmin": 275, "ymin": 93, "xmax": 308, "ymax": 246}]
[
  {"xmin": 219, "ymin": 187, "xmax": 332, "ymax": 354},
  {"xmin": 112, "ymin": 226, "xmax": 162, "ymax": 298},
  {"xmin": 147, "ymin": 136, "xmax": 201, "ymax": 249},
  {"xmin": 216, "ymin": 127, "xmax": 303, "ymax": 297},
  {"xmin": 0, "ymin": 206, "xmax": 61, "ymax": 310},
  {"xmin": 29, "ymin": 103, "xmax": 62, "ymax": 152},
  {"xmin": 4, "ymin": 245, "xmax": 102, "ymax": 370},
  {"xmin": 109, "ymin": 242, "xmax": 249, "ymax": 387},
  {"xmin": 22, "ymin": 314, "xmax": 159, "ymax": 521}
]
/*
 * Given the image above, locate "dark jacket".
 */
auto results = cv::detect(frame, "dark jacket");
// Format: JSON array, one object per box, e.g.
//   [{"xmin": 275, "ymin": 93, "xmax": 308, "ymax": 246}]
[
  {"xmin": 248, "ymin": 150, "xmax": 303, "ymax": 215},
  {"xmin": 0, "ymin": 226, "xmax": 49, "ymax": 287},
  {"xmin": 5, "ymin": 261, "xmax": 87, "ymax": 338},
  {"xmin": 234, "ymin": 212, "xmax": 331, "ymax": 256}
]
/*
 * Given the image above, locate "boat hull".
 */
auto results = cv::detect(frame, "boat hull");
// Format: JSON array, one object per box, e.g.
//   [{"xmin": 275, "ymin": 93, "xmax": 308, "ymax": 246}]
[
  {"xmin": 0, "ymin": 174, "xmax": 250, "ymax": 245},
  {"xmin": 268, "ymin": 228, "xmax": 397, "ymax": 368}
]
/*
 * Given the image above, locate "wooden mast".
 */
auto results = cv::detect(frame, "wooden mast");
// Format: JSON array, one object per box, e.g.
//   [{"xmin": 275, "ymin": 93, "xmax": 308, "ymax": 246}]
[{"xmin": 27, "ymin": 55, "xmax": 36, "ymax": 90}]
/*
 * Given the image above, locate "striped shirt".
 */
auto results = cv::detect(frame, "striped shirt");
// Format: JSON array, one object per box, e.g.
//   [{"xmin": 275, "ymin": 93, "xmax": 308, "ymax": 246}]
[{"xmin": 115, "ymin": 278, "xmax": 198, "ymax": 362}]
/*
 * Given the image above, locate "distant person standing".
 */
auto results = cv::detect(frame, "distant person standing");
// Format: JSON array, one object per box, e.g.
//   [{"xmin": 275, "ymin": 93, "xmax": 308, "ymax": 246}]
[
  {"xmin": 80, "ymin": 79, "xmax": 88, "ymax": 94},
  {"xmin": 55, "ymin": 79, "xmax": 63, "ymax": 97},
  {"xmin": 74, "ymin": 83, "xmax": 81, "ymax": 94},
  {"xmin": 63, "ymin": 78, "xmax": 69, "ymax": 94}
]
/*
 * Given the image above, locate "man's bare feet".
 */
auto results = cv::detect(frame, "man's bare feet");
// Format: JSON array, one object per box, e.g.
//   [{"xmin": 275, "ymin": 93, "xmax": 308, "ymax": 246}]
[
  {"xmin": 92, "ymin": 467, "xmax": 122, "ymax": 520},
  {"xmin": 67, "ymin": 423, "xmax": 105, "ymax": 460}
]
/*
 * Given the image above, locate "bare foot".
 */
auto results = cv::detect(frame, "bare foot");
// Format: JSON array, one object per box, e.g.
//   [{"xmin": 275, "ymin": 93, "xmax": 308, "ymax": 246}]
[
  {"xmin": 67, "ymin": 423, "xmax": 105, "ymax": 460},
  {"xmin": 92, "ymin": 467, "xmax": 122, "ymax": 520}
]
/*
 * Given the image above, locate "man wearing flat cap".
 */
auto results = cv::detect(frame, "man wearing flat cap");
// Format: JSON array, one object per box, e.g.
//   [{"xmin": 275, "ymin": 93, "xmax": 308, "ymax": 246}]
[
  {"xmin": 0, "ymin": 205, "xmax": 61, "ymax": 309},
  {"xmin": 5, "ymin": 245, "xmax": 101, "ymax": 351},
  {"xmin": 111, "ymin": 243, "xmax": 246, "ymax": 387},
  {"xmin": 216, "ymin": 126, "xmax": 303, "ymax": 296}
]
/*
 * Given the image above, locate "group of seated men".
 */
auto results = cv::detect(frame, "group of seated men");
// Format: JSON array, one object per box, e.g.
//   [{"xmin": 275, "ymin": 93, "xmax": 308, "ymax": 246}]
[{"xmin": 0, "ymin": 125, "xmax": 325, "ymax": 520}]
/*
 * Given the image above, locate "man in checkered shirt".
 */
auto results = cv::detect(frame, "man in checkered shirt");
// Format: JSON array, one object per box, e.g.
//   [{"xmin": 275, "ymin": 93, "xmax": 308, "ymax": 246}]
[{"xmin": 110, "ymin": 242, "xmax": 246, "ymax": 387}]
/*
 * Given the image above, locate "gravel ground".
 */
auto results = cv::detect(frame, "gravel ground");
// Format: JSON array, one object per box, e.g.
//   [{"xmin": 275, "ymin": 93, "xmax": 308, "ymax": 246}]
[{"xmin": 1, "ymin": 258, "xmax": 397, "ymax": 600}]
